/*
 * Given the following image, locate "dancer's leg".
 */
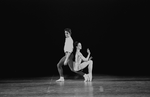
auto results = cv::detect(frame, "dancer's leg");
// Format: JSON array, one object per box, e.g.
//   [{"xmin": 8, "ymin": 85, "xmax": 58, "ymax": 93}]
[
  {"xmin": 88, "ymin": 60, "xmax": 93, "ymax": 81},
  {"xmin": 78, "ymin": 61, "xmax": 90, "ymax": 70},
  {"xmin": 68, "ymin": 60, "xmax": 89, "ymax": 82},
  {"xmin": 68, "ymin": 53, "xmax": 85, "ymax": 76},
  {"xmin": 56, "ymin": 56, "xmax": 66, "ymax": 81},
  {"xmin": 67, "ymin": 54, "xmax": 90, "ymax": 82},
  {"xmin": 78, "ymin": 60, "xmax": 93, "ymax": 81}
]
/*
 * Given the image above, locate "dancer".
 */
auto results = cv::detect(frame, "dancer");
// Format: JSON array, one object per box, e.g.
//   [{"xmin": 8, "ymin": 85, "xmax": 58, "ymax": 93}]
[
  {"xmin": 56, "ymin": 28, "xmax": 74, "ymax": 82},
  {"xmin": 73, "ymin": 42, "xmax": 93, "ymax": 82}
]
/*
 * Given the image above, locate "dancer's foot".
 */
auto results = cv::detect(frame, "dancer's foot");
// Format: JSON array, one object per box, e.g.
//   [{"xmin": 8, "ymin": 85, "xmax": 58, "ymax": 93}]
[
  {"xmin": 83, "ymin": 74, "xmax": 90, "ymax": 82},
  {"xmin": 88, "ymin": 73, "xmax": 92, "ymax": 82},
  {"xmin": 56, "ymin": 77, "xmax": 64, "ymax": 82}
]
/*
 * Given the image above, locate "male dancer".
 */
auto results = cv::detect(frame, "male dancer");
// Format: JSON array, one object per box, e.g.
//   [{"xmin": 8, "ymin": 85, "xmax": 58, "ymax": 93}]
[{"xmin": 56, "ymin": 28, "xmax": 73, "ymax": 82}]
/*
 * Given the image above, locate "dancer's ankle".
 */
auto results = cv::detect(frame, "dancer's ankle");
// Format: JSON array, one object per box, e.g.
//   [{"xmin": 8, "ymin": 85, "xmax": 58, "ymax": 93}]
[
  {"xmin": 60, "ymin": 76, "xmax": 64, "ymax": 79},
  {"xmin": 83, "ymin": 74, "xmax": 86, "ymax": 77}
]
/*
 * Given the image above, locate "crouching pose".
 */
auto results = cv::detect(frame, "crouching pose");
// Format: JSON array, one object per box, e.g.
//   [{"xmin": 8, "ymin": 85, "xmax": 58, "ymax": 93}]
[
  {"xmin": 56, "ymin": 28, "xmax": 74, "ymax": 82},
  {"xmin": 73, "ymin": 42, "xmax": 93, "ymax": 82}
]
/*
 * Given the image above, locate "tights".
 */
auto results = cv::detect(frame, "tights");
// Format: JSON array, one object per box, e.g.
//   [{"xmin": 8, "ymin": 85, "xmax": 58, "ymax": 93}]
[{"xmin": 57, "ymin": 53, "xmax": 84, "ymax": 77}]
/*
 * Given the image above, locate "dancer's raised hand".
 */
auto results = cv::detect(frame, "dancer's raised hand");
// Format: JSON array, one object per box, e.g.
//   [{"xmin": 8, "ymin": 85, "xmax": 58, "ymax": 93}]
[
  {"xmin": 87, "ymin": 48, "xmax": 90, "ymax": 54},
  {"xmin": 89, "ymin": 56, "xmax": 93, "ymax": 60}
]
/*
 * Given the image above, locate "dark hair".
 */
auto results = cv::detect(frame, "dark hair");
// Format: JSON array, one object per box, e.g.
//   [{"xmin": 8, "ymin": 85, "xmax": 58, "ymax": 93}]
[
  {"xmin": 74, "ymin": 41, "xmax": 79, "ymax": 47},
  {"xmin": 64, "ymin": 28, "xmax": 72, "ymax": 35},
  {"xmin": 72, "ymin": 41, "xmax": 78, "ymax": 61}
]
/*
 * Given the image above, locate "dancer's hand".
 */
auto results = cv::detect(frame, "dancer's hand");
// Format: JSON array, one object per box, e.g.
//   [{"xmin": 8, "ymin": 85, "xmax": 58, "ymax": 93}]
[
  {"xmin": 87, "ymin": 48, "xmax": 90, "ymax": 54},
  {"xmin": 64, "ymin": 60, "xmax": 68, "ymax": 65},
  {"xmin": 89, "ymin": 56, "xmax": 93, "ymax": 60}
]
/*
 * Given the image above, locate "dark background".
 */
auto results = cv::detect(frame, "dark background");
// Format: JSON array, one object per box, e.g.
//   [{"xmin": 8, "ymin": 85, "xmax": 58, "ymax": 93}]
[{"xmin": 1, "ymin": 0, "xmax": 149, "ymax": 79}]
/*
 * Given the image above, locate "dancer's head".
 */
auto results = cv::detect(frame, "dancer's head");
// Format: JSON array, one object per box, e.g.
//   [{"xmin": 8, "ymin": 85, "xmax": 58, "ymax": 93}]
[
  {"xmin": 64, "ymin": 28, "xmax": 72, "ymax": 38},
  {"xmin": 76, "ymin": 42, "xmax": 82, "ymax": 50}
]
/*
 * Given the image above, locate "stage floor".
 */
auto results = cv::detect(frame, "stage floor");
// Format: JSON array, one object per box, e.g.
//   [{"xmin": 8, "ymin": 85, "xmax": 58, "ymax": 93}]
[{"xmin": 0, "ymin": 76, "xmax": 150, "ymax": 97}]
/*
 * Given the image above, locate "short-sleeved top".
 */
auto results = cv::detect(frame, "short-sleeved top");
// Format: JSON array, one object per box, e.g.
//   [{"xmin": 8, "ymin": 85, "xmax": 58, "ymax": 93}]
[{"xmin": 64, "ymin": 37, "xmax": 73, "ymax": 53}]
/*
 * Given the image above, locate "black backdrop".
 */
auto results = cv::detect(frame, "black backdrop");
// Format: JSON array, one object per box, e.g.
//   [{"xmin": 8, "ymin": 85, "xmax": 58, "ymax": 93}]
[{"xmin": 1, "ymin": 0, "xmax": 149, "ymax": 79}]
